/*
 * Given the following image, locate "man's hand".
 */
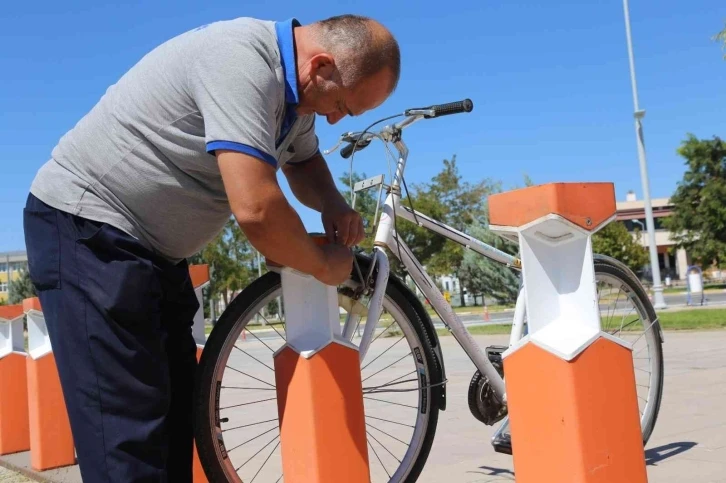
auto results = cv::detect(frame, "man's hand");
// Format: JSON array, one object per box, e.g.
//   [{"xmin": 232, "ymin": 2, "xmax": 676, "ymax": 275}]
[
  {"xmin": 316, "ymin": 244, "xmax": 354, "ymax": 286},
  {"xmin": 282, "ymin": 153, "xmax": 366, "ymax": 247},
  {"xmin": 322, "ymin": 200, "xmax": 366, "ymax": 247}
]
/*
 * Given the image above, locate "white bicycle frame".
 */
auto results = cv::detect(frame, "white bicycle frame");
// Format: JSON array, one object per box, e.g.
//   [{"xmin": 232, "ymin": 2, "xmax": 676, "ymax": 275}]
[{"xmin": 338, "ymin": 113, "xmax": 527, "ymax": 403}]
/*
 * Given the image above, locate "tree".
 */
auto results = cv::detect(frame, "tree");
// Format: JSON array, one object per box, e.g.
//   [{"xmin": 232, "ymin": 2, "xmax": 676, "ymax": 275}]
[
  {"xmin": 458, "ymin": 218, "xmax": 520, "ymax": 306},
  {"xmin": 591, "ymin": 221, "xmax": 649, "ymax": 274},
  {"xmin": 663, "ymin": 134, "xmax": 726, "ymax": 267},
  {"xmin": 338, "ymin": 171, "xmax": 380, "ymax": 252},
  {"xmin": 189, "ymin": 217, "xmax": 258, "ymax": 310},
  {"xmin": 391, "ymin": 156, "xmax": 502, "ymax": 306},
  {"xmin": 8, "ymin": 269, "xmax": 37, "ymax": 304},
  {"xmin": 714, "ymin": 22, "xmax": 726, "ymax": 59},
  {"xmin": 395, "ymin": 155, "xmax": 498, "ymax": 268}
]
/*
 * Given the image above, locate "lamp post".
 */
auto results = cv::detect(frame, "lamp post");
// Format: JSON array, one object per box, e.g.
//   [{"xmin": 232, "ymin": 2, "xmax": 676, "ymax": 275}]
[{"xmin": 622, "ymin": 0, "xmax": 667, "ymax": 309}]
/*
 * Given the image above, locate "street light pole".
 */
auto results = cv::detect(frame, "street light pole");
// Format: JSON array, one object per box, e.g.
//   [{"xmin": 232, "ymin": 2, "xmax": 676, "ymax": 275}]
[{"xmin": 622, "ymin": 0, "xmax": 667, "ymax": 309}]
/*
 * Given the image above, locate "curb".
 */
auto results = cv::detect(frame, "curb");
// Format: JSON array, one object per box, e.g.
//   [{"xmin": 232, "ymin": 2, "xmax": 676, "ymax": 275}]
[
  {"xmin": 0, "ymin": 452, "xmax": 79, "ymax": 483},
  {"xmin": 0, "ymin": 458, "xmax": 52, "ymax": 483}
]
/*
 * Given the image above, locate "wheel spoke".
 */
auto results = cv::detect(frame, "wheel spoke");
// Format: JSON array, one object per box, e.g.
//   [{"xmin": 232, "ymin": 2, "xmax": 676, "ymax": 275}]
[
  {"xmin": 233, "ymin": 345, "xmax": 275, "ymax": 372},
  {"xmin": 220, "ymin": 397, "xmax": 277, "ymax": 411},
  {"xmin": 223, "ymin": 419, "xmax": 279, "ymax": 433},
  {"xmin": 367, "ymin": 422, "xmax": 411, "ymax": 445},
  {"xmin": 226, "ymin": 366, "xmax": 275, "ymax": 388},
  {"xmin": 250, "ymin": 440, "xmax": 281, "ymax": 483},
  {"xmin": 363, "ymin": 396, "xmax": 418, "ymax": 409},
  {"xmin": 260, "ymin": 312, "xmax": 287, "ymax": 342},
  {"xmin": 235, "ymin": 434, "xmax": 280, "ymax": 472},
  {"xmin": 366, "ymin": 415, "xmax": 415, "ymax": 429},
  {"xmin": 363, "ymin": 351, "xmax": 412, "ymax": 383},
  {"xmin": 227, "ymin": 426, "xmax": 278, "ymax": 454},
  {"xmin": 367, "ymin": 430, "xmax": 402, "ymax": 464},
  {"xmin": 222, "ymin": 386, "xmax": 277, "ymax": 391},
  {"xmin": 368, "ymin": 440, "xmax": 391, "ymax": 479},
  {"xmin": 364, "ymin": 378, "xmax": 419, "ymax": 394}
]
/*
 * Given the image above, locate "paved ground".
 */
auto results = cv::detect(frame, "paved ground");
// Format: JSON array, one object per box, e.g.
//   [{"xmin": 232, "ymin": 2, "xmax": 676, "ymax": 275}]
[
  {"xmin": 0, "ymin": 467, "xmax": 30, "ymax": 482},
  {"xmin": 415, "ymin": 330, "xmax": 726, "ymax": 482},
  {"xmin": 1, "ymin": 329, "xmax": 724, "ymax": 482}
]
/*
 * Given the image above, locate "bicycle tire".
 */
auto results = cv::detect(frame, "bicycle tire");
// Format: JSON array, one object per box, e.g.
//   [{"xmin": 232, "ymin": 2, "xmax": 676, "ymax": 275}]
[
  {"xmin": 592, "ymin": 253, "xmax": 664, "ymax": 444},
  {"xmin": 194, "ymin": 253, "xmax": 443, "ymax": 483}
]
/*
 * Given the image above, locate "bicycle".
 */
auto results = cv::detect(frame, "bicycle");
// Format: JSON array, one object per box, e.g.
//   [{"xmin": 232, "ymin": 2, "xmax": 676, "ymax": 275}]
[{"xmin": 194, "ymin": 99, "xmax": 665, "ymax": 482}]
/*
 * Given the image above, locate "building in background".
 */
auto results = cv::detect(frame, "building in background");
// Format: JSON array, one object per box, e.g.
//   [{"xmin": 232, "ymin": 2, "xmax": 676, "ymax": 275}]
[
  {"xmin": 0, "ymin": 251, "xmax": 28, "ymax": 302},
  {"xmin": 615, "ymin": 191, "xmax": 690, "ymax": 284}
]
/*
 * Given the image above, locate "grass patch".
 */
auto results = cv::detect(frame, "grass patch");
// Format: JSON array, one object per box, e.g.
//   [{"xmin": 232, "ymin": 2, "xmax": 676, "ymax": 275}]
[
  {"xmin": 656, "ymin": 308, "xmax": 726, "ymax": 330},
  {"xmin": 436, "ymin": 324, "xmax": 513, "ymax": 337},
  {"xmin": 203, "ymin": 308, "xmax": 726, "ymax": 338},
  {"xmin": 432, "ymin": 308, "xmax": 726, "ymax": 338},
  {"xmin": 424, "ymin": 304, "xmax": 514, "ymax": 317}
]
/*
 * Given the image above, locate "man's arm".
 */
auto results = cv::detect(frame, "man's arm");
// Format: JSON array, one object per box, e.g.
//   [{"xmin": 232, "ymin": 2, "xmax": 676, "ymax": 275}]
[
  {"xmin": 282, "ymin": 152, "xmax": 365, "ymax": 247},
  {"xmin": 217, "ymin": 150, "xmax": 351, "ymax": 285},
  {"xmin": 281, "ymin": 152, "xmax": 347, "ymax": 212}
]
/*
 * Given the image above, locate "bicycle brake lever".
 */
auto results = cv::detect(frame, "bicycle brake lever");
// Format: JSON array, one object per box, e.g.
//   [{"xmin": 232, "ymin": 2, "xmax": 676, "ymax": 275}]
[{"xmin": 323, "ymin": 132, "xmax": 356, "ymax": 155}]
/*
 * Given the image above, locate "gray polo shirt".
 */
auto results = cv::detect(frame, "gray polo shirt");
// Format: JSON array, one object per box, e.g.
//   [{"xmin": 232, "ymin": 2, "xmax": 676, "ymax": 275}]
[{"xmin": 29, "ymin": 17, "xmax": 319, "ymax": 262}]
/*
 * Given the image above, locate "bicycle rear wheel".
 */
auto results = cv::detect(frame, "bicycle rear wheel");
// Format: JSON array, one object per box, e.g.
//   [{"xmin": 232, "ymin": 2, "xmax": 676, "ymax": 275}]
[
  {"xmin": 592, "ymin": 253, "xmax": 664, "ymax": 444},
  {"xmin": 194, "ymin": 254, "xmax": 443, "ymax": 483}
]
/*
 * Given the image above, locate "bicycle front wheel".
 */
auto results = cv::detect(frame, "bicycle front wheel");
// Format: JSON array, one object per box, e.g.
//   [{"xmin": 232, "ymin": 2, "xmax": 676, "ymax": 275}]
[{"xmin": 194, "ymin": 254, "xmax": 442, "ymax": 483}]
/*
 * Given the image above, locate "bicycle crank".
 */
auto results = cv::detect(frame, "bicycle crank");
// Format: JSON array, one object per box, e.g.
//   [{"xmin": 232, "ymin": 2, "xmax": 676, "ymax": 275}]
[{"xmin": 467, "ymin": 345, "xmax": 508, "ymax": 426}]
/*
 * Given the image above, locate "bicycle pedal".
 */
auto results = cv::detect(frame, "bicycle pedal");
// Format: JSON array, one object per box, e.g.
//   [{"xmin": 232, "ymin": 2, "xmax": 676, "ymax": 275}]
[
  {"xmin": 491, "ymin": 416, "xmax": 512, "ymax": 455},
  {"xmin": 492, "ymin": 432, "xmax": 512, "ymax": 455}
]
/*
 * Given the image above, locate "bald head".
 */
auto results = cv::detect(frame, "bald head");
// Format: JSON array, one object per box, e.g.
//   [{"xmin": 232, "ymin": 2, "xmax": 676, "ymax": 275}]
[{"xmin": 310, "ymin": 14, "xmax": 401, "ymax": 93}]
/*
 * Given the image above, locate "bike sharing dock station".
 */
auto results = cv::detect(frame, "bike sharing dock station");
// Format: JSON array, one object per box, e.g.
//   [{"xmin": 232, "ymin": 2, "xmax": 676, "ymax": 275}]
[
  {"xmin": 487, "ymin": 182, "xmax": 649, "ymax": 482},
  {"xmin": 264, "ymin": 182, "xmax": 651, "ymax": 483}
]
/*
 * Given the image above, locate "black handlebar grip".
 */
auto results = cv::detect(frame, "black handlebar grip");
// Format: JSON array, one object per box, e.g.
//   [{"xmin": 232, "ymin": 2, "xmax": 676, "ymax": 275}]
[
  {"xmin": 430, "ymin": 98, "xmax": 474, "ymax": 117},
  {"xmin": 340, "ymin": 143, "xmax": 355, "ymax": 159}
]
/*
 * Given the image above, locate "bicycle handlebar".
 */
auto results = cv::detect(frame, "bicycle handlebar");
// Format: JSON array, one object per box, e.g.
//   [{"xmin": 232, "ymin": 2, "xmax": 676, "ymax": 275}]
[
  {"xmin": 405, "ymin": 98, "xmax": 474, "ymax": 119},
  {"xmin": 326, "ymin": 98, "xmax": 474, "ymax": 159}
]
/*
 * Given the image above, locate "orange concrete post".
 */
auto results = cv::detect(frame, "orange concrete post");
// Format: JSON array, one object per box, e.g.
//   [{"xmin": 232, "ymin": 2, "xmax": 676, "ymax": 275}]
[
  {"xmin": 23, "ymin": 298, "xmax": 76, "ymax": 471},
  {"xmin": 0, "ymin": 304, "xmax": 30, "ymax": 455},
  {"xmin": 269, "ymin": 257, "xmax": 370, "ymax": 482},
  {"xmin": 189, "ymin": 264, "xmax": 210, "ymax": 483},
  {"xmin": 488, "ymin": 182, "xmax": 648, "ymax": 483}
]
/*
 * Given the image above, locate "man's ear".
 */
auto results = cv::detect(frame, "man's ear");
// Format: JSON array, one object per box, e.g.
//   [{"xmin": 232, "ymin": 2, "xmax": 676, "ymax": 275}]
[{"xmin": 309, "ymin": 53, "xmax": 336, "ymax": 81}]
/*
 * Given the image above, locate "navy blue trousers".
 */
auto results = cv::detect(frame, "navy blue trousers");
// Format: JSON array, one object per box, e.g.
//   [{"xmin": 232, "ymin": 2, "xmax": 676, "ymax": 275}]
[{"xmin": 23, "ymin": 193, "xmax": 199, "ymax": 483}]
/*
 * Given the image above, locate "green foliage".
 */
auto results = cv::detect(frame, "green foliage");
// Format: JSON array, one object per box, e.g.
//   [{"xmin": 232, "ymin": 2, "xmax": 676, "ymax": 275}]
[
  {"xmin": 8, "ymin": 269, "xmax": 37, "ymax": 304},
  {"xmin": 266, "ymin": 298, "xmax": 279, "ymax": 317},
  {"xmin": 393, "ymin": 155, "xmax": 500, "ymax": 279},
  {"xmin": 714, "ymin": 23, "xmax": 726, "ymax": 58},
  {"xmin": 458, "ymin": 219, "xmax": 520, "ymax": 305},
  {"xmin": 592, "ymin": 222, "xmax": 649, "ymax": 274},
  {"xmin": 663, "ymin": 134, "xmax": 726, "ymax": 266},
  {"xmin": 338, "ymin": 171, "xmax": 379, "ymax": 252},
  {"xmin": 188, "ymin": 217, "xmax": 259, "ymax": 307}
]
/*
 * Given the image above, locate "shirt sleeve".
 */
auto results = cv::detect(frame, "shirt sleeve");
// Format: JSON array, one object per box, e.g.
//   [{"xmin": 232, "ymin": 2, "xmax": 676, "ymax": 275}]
[
  {"xmin": 187, "ymin": 35, "xmax": 279, "ymax": 168},
  {"xmin": 286, "ymin": 114, "xmax": 321, "ymax": 164}
]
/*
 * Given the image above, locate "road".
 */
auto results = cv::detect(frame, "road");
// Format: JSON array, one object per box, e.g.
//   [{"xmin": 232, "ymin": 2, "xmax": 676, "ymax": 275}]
[{"xmin": 662, "ymin": 290, "xmax": 726, "ymax": 306}]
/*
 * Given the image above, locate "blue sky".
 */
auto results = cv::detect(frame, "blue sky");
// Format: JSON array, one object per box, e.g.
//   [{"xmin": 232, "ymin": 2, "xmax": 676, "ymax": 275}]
[{"xmin": 1, "ymin": 0, "xmax": 725, "ymax": 253}]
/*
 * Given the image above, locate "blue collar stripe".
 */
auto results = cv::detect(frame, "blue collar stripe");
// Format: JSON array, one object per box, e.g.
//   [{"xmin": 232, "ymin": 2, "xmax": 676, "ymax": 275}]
[{"xmin": 275, "ymin": 18, "xmax": 301, "ymax": 105}]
